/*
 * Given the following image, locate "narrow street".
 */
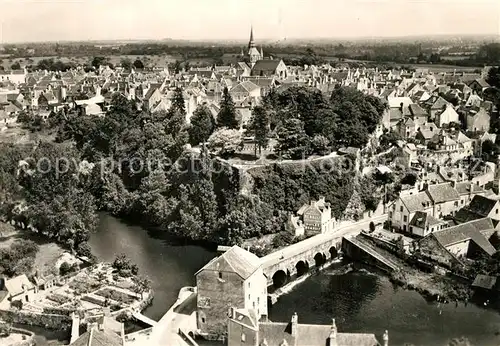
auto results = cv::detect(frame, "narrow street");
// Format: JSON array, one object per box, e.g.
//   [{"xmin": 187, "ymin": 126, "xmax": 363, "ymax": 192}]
[{"xmin": 152, "ymin": 290, "xmax": 198, "ymax": 346}]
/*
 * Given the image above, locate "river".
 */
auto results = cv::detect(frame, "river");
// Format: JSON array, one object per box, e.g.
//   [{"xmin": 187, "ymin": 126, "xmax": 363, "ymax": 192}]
[{"xmin": 86, "ymin": 214, "xmax": 500, "ymax": 346}]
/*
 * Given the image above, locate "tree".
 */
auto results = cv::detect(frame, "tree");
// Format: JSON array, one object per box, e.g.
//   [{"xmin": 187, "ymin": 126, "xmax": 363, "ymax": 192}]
[
  {"xmin": 0, "ymin": 322, "xmax": 11, "ymax": 337},
  {"xmin": 344, "ymin": 188, "xmax": 364, "ymax": 221},
  {"xmin": 481, "ymin": 139, "xmax": 499, "ymax": 163},
  {"xmin": 112, "ymin": 254, "xmax": 139, "ymax": 277},
  {"xmin": 91, "ymin": 56, "xmax": 107, "ymax": 69},
  {"xmin": 120, "ymin": 58, "xmax": 132, "ymax": 70},
  {"xmin": 217, "ymin": 87, "xmax": 239, "ymax": 129},
  {"xmin": 311, "ymin": 135, "xmax": 330, "ymax": 155},
  {"xmin": 207, "ymin": 128, "xmax": 242, "ymax": 158},
  {"xmin": 486, "ymin": 67, "xmax": 500, "ymax": 88},
  {"xmin": 133, "ymin": 275, "xmax": 152, "ymax": 299},
  {"xmin": 59, "ymin": 262, "xmax": 72, "ymax": 276},
  {"xmin": 133, "ymin": 59, "xmax": 144, "ymax": 69},
  {"xmin": 275, "ymin": 119, "xmax": 310, "ymax": 159},
  {"xmin": 247, "ymin": 106, "xmax": 270, "ymax": 156},
  {"xmin": 10, "ymin": 62, "xmax": 21, "ymax": 70},
  {"xmin": 0, "ymin": 240, "xmax": 39, "ymax": 276},
  {"xmin": 171, "ymin": 87, "xmax": 186, "ymax": 116},
  {"xmin": 188, "ymin": 104, "xmax": 215, "ymax": 145}
]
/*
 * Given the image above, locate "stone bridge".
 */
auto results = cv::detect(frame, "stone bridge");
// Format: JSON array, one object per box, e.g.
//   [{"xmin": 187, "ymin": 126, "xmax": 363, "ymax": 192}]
[{"xmin": 259, "ymin": 215, "xmax": 387, "ymax": 288}]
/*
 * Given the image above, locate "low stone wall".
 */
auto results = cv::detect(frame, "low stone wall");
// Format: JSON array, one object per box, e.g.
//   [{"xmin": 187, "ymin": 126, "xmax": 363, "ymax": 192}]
[{"xmin": 0, "ymin": 309, "xmax": 72, "ymax": 331}]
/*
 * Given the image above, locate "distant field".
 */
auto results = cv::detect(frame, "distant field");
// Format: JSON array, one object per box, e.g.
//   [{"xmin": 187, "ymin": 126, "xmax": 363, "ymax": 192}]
[
  {"xmin": 1, "ymin": 54, "xmax": 181, "ymax": 69},
  {"xmin": 408, "ymin": 63, "xmax": 482, "ymax": 73}
]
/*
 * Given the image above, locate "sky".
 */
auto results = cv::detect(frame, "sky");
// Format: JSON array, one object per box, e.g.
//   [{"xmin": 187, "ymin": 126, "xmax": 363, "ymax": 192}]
[{"xmin": 0, "ymin": 0, "xmax": 499, "ymax": 43}]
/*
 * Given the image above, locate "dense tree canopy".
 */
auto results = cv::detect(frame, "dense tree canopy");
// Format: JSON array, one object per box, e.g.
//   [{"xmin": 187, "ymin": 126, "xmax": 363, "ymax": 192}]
[
  {"xmin": 217, "ymin": 87, "xmax": 239, "ymax": 129},
  {"xmin": 189, "ymin": 104, "xmax": 215, "ymax": 146}
]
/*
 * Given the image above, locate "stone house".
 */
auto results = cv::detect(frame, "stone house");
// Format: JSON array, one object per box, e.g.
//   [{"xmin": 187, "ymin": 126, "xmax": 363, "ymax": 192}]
[
  {"xmin": 34, "ymin": 274, "xmax": 56, "ymax": 292},
  {"xmin": 195, "ymin": 246, "xmax": 267, "ymax": 337},
  {"xmin": 426, "ymin": 183, "xmax": 461, "ymax": 219},
  {"xmin": 1, "ymin": 274, "xmax": 36, "ymax": 305},
  {"xmin": 297, "ymin": 197, "xmax": 336, "ymax": 236},
  {"xmin": 409, "ymin": 211, "xmax": 447, "ymax": 237},
  {"xmin": 454, "ymin": 195, "xmax": 500, "ymax": 223},
  {"xmin": 466, "ymin": 107, "xmax": 490, "ymax": 132},
  {"xmin": 228, "ymin": 309, "xmax": 383, "ymax": 346},
  {"xmin": 390, "ymin": 183, "xmax": 461, "ymax": 233},
  {"xmin": 435, "ymin": 104, "xmax": 459, "ymax": 128},
  {"xmin": 251, "ymin": 59, "xmax": 288, "ymax": 79},
  {"xmin": 230, "ymin": 81, "xmax": 261, "ymax": 103},
  {"xmin": 468, "ymin": 79, "xmax": 490, "ymax": 96},
  {"xmin": 390, "ymin": 191, "xmax": 433, "ymax": 232},
  {"xmin": 420, "ymin": 221, "xmax": 496, "ymax": 261}
]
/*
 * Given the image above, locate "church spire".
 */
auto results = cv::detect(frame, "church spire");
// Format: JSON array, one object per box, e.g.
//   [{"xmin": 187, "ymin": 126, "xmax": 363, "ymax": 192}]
[{"xmin": 249, "ymin": 25, "xmax": 255, "ymax": 50}]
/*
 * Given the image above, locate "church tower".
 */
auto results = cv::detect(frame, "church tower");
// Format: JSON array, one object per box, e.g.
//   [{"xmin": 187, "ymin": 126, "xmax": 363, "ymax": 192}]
[{"xmin": 247, "ymin": 26, "xmax": 262, "ymax": 67}]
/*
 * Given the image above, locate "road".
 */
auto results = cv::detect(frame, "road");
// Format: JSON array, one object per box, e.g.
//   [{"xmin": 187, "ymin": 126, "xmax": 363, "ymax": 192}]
[{"xmin": 151, "ymin": 290, "xmax": 198, "ymax": 346}]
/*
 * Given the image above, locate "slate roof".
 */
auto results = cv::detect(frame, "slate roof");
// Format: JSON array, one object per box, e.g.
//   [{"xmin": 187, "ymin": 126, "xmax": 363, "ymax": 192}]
[
  {"xmin": 70, "ymin": 328, "xmax": 123, "ymax": 346},
  {"xmin": 472, "ymin": 274, "xmax": 497, "ymax": 290},
  {"xmin": 454, "ymin": 208, "xmax": 483, "ymax": 224},
  {"xmin": 408, "ymin": 103, "xmax": 427, "ymax": 117},
  {"xmin": 426, "ymin": 183, "xmax": 459, "ymax": 204},
  {"xmin": 258, "ymin": 321, "xmax": 379, "ymax": 346},
  {"xmin": 251, "ymin": 60, "xmax": 282, "ymax": 76},
  {"xmin": 5, "ymin": 274, "xmax": 34, "ymax": 296},
  {"xmin": 195, "ymin": 245, "xmax": 261, "ymax": 280},
  {"xmin": 470, "ymin": 78, "xmax": 490, "ymax": 88},
  {"xmin": 433, "ymin": 221, "xmax": 496, "ymax": 256},
  {"xmin": 410, "ymin": 211, "xmax": 443, "ymax": 229},
  {"xmin": 401, "ymin": 192, "xmax": 432, "ymax": 213},
  {"xmin": 430, "ymin": 96, "xmax": 450, "ymax": 110},
  {"xmin": 454, "ymin": 182, "xmax": 483, "ymax": 195},
  {"xmin": 231, "ymin": 81, "xmax": 260, "ymax": 93},
  {"xmin": 466, "ymin": 195, "xmax": 498, "ymax": 217}
]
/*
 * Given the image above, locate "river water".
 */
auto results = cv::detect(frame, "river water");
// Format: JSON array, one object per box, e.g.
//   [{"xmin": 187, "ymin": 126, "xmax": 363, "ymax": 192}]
[{"xmin": 86, "ymin": 214, "xmax": 500, "ymax": 346}]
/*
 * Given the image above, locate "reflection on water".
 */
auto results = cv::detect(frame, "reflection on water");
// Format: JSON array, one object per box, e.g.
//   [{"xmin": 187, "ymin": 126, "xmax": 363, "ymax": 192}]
[{"xmin": 269, "ymin": 265, "xmax": 500, "ymax": 346}]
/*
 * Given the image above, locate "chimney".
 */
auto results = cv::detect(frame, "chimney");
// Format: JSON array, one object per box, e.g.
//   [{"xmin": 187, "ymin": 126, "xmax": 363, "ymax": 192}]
[
  {"xmin": 328, "ymin": 318, "xmax": 338, "ymax": 346},
  {"xmin": 383, "ymin": 330, "xmax": 389, "ymax": 346},
  {"xmin": 291, "ymin": 312, "xmax": 298, "ymax": 337}
]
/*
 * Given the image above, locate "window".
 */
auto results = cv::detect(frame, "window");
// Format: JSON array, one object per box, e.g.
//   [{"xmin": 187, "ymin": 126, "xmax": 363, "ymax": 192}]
[
  {"xmin": 241, "ymin": 333, "xmax": 246, "ymax": 342},
  {"xmin": 248, "ymin": 282, "xmax": 250, "ymax": 288},
  {"xmin": 400, "ymin": 206, "xmax": 403, "ymax": 212},
  {"xmin": 218, "ymin": 272, "xmax": 222, "ymax": 279},
  {"xmin": 496, "ymin": 209, "xmax": 498, "ymax": 214},
  {"xmin": 403, "ymin": 215, "xmax": 407, "ymax": 222},
  {"xmin": 202, "ymin": 317, "xmax": 205, "ymax": 323}
]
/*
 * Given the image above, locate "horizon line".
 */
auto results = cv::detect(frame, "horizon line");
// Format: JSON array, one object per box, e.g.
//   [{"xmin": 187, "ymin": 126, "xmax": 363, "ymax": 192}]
[{"xmin": 1, "ymin": 33, "xmax": 499, "ymax": 46}]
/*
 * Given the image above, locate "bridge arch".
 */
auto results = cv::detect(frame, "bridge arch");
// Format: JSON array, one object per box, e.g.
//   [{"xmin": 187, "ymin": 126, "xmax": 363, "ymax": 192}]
[
  {"xmin": 272, "ymin": 270, "xmax": 288, "ymax": 289},
  {"xmin": 314, "ymin": 252, "xmax": 326, "ymax": 267},
  {"xmin": 295, "ymin": 260, "xmax": 309, "ymax": 277},
  {"xmin": 329, "ymin": 246, "xmax": 338, "ymax": 260}
]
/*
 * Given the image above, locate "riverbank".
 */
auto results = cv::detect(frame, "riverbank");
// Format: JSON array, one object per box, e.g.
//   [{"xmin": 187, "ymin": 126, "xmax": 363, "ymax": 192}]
[{"xmin": 389, "ymin": 269, "xmax": 472, "ymax": 303}]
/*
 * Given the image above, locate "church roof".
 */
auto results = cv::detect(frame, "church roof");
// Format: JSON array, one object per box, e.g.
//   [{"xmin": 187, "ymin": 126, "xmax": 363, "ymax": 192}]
[{"xmin": 251, "ymin": 60, "xmax": 282, "ymax": 76}]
